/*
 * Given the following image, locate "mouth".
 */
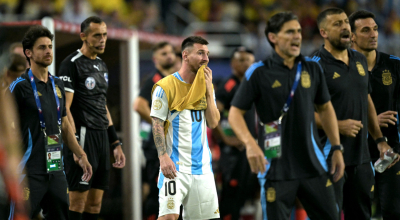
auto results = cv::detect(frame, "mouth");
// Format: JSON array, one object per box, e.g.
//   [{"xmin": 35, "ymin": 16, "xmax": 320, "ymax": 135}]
[
  {"xmin": 290, "ymin": 42, "xmax": 300, "ymax": 49},
  {"xmin": 96, "ymin": 46, "xmax": 105, "ymax": 50},
  {"xmin": 340, "ymin": 32, "xmax": 350, "ymax": 41}
]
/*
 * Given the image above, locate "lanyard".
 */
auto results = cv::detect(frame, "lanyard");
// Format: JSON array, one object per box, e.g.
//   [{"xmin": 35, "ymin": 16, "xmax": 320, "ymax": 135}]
[
  {"xmin": 28, "ymin": 69, "xmax": 61, "ymax": 136},
  {"xmin": 279, "ymin": 62, "xmax": 302, "ymax": 122}
]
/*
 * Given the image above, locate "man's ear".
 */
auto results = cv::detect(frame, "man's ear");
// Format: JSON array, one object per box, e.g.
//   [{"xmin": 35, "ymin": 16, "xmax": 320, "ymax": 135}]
[
  {"xmin": 320, "ymin": 29, "xmax": 328, "ymax": 39},
  {"xmin": 25, "ymin": 49, "xmax": 32, "ymax": 59},
  {"xmin": 80, "ymin": 33, "xmax": 86, "ymax": 41},
  {"xmin": 268, "ymin": 32, "xmax": 277, "ymax": 45}
]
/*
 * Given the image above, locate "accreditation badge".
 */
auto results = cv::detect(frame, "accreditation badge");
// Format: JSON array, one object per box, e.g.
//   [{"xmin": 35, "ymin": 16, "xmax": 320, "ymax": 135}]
[
  {"xmin": 263, "ymin": 120, "xmax": 282, "ymax": 159},
  {"xmin": 45, "ymin": 133, "xmax": 63, "ymax": 173}
]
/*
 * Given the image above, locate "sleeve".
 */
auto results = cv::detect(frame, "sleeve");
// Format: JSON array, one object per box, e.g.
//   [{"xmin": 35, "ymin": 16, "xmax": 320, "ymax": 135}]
[
  {"xmin": 231, "ymin": 70, "xmax": 258, "ymax": 110},
  {"xmin": 7, "ymin": 82, "xmax": 24, "ymax": 109},
  {"xmin": 150, "ymin": 86, "xmax": 169, "ymax": 121},
  {"xmin": 58, "ymin": 59, "xmax": 78, "ymax": 93},
  {"xmin": 58, "ymin": 82, "xmax": 67, "ymax": 117},
  {"xmin": 313, "ymin": 64, "xmax": 331, "ymax": 105},
  {"xmin": 138, "ymin": 76, "xmax": 154, "ymax": 103}
]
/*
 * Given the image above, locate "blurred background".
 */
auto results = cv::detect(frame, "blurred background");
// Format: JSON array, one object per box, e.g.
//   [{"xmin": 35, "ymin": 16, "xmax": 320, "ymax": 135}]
[{"xmin": 0, "ymin": 0, "xmax": 398, "ymax": 219}]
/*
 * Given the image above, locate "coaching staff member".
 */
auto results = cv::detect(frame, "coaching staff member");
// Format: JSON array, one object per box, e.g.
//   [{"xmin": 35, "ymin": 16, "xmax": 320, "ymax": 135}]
[
  {"xmin": 58, "ymin": 16, "xmax": 126, "ymax": 220},
  {"xmin": 350, "ymin": 10, "xmax": 400, "ymax": 219},
  {"xmin": 313, "ymin": 8, "xmax": 395, "ymax": 220},
  {"xmin": 7, "ymin": 26, "xmax": 92, "ymax": 220},
  {"xmin": 228, "ymin": 12, "xmax": 345, "ymax": 220}
]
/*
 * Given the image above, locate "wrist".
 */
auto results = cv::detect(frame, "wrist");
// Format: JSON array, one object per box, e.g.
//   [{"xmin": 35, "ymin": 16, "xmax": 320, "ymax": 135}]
[
  {"xmin": 375, "ymin": 136, "xmax": 387, "ymax": 145},
  {"xmin": 331, "ymin": 144, "xmax": 344, "ymax": 154},
  {"xmin": 111, "ymin": 142, "xmax": 122, "ymax": 150}
]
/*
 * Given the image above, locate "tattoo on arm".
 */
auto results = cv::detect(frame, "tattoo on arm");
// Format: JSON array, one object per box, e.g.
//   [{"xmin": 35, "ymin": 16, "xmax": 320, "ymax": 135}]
[{"xmin": 152, "ymin": 117, "xmax": 166, "ymax": 157}]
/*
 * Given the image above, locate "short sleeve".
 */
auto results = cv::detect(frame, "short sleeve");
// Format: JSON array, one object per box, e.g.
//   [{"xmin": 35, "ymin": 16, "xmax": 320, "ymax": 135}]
[
  {"xmin": 150, "ymin": 86, "xmax": 169, "ymax": 121},
  {"xmin": 231, "ymin": 71, "xmax": 258, "ymax": 110},
  {"xmin": 58, "ymin": 59, "xmax": 78, "ymax": 93},
  {"xmin": 313, "ymin": 64, "xmax": 331, "ymax": 105}
]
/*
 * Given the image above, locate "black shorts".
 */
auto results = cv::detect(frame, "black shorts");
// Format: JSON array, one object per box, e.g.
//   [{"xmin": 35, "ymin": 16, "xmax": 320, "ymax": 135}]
[
  {"xmin": 65, "ymin": 127, "xmax": 110, "ymax": 191},
  {"xmin": 9, "ymin": 173, "xmax": 69, "ymax": 219},
  {"xmin": 375, "ymin": 160, "xmax": 400, "ymax": 219},
  {"xmin": 259, "ymin": 173, "xmax": 338, "ymax": 220}
]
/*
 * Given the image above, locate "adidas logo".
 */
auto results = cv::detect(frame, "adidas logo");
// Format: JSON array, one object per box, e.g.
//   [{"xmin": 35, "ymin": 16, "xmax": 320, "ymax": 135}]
[
  {"xmin": 214, "ymin": 208, "xmax": 220, "ymax": 214},
  {"xmin": 272, "ymin": 80, "xmax": 281, "ymax": 88},
  {"xmin": 371, "ymin": 185, "xmax": 374, "ymax": 192},
  {"xmin": 326, "ymin": 179, "xmax": 332, "ymax": 187},
  {"xmin": 333, "ymin": 72, "xmax": 341, "ymax": 79}
]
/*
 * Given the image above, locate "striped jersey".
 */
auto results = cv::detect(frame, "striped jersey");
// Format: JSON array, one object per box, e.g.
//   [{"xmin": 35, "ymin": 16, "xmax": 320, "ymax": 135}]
[{"xmin": 150, "ymin": 72, "xmax": 215, "ymax": 175}]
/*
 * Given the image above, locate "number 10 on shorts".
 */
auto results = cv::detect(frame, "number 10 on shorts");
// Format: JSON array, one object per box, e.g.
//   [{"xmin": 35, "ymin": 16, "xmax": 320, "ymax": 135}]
[{"xmin": 165, "ymin": 180, "xmax": 176, "ymax": 196}]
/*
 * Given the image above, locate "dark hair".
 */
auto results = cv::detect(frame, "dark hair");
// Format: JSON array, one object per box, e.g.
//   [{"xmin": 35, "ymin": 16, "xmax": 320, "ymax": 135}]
[
  {"xmin": 317, "ymin": 8, "xmax": 345, "ymax": 29},
  {"xmin": 230, "ymin": 46, "xmax": 254, "ymax": 59},
  {"xmin": 152, "ymin": 41, "xmax": 172, "ymax": 53},
  {"xmin": 349, "ymin": 10, "xmax": 375, "ymax": 33},
  {"xmin": 22, "ymin": 25, "xmax": 54, "ymax": 65},
  {"xmin": 181, "ymin": 36, "xmax": 208, "ymax": 52},
  {"xmin": 265, "ymin": 12, "xmax": 298, "ymax": 47},
  {"xmin": 81, "ymin": 16, "xmax": 104, "ymax": 34},
  {"xmin": 9, "ymin": 42, "xmax": 23, "ymax": 53}
]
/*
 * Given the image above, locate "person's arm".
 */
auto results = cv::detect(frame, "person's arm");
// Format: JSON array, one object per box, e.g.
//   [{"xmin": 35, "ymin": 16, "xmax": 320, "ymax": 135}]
[
  {"xmin": 106, "ymin": 105, "xmax": 126, "ymax": 168},
  {"xmin": 315, "ymin": 111, "xmax": 363, "ymax": 137},
  {"xmin": 61, "ymin": 116, "xmax": 92, "ymax": 181},
  {"xmin": 65, "ymin": 92, "xmax": 76, "ymax": 134},
  {"xmin": 133, "ymin": 96, "xmax": 152, "ymax": 123},
  {"xmin": 315, "ymin": 101, "xmax": 345, "ymax": 182},
  {"xmin": 204, "ymin": 67, "xmax": 220, "ymax": 128},
  {"xmin": 229, "ymin": 106, "xmax": 266, "ymax": 173}
]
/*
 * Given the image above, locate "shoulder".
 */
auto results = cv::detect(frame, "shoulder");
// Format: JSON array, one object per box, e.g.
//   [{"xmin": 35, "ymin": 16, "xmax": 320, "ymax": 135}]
[
  {"xmin": 244, "ymin": 61, "xmax": 265, "ymax": 81},
  {"xmin": 53, "ymin": 76, "xmax": 65, "ymax": 88},
  {"xmin": 304, "ymin": 56, "xmax": 323, "ymax": 73},
  {"xmin": 350, "ymin": 49, "xmax": 367, "ymax": 61},
  {"xmin": 9, "ymin": 75, "xmax": 28, "ymax": 93},
  {"xmin": 62, "ymin": 50, "xmax": 81, "ymax": 64},
  {"xmin": 386, "ymin": 53, "xmax": 400, "ymax": 65}
]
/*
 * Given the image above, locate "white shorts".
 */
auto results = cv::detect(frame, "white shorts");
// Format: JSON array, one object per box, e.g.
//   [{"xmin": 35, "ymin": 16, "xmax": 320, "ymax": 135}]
[{"xmin": 158, "ymin": 171, "xmax": 220, "ymax": 220}]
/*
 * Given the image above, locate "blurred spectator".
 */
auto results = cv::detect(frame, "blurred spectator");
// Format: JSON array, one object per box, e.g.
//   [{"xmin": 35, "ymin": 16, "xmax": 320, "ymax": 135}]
[
  {"xmin": 62, "ymin": 0, "xmax": 93, "ymax": 24},
  {"xmin": 1, "ymin": 53, "xmax": 26, "ymax": 93}
]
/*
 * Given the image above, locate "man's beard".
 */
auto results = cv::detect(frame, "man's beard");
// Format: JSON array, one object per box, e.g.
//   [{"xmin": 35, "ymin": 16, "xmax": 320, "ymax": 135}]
[
  {"xmin": 161, "ymin": 62, "xmax": 174, "ymax": 70},
  {"xmin": 329, "ymin": 37, "xmax": 351, "ymax": 50},
  {"xmin": 31, "ymin": 56, "xmax": 50, "ymax": 67}
]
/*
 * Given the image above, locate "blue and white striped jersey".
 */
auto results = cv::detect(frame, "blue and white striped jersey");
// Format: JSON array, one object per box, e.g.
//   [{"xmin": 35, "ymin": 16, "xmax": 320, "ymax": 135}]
[{"xmin": 150, "ymin": 72, "xmax": 214, "ymax": 175}]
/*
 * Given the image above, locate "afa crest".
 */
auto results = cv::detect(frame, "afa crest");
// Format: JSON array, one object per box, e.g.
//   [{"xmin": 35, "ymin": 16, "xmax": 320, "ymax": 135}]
[
  {"xmin": 356, "ymin": 62, "xmax": 366, "ymax": 76},
  {"xmin": 153, "ymin": 100, "xmax": 162, "ymax": 110},
  {"xmin": 55, "ymin": 85, "xmax": 62, "ymax": 98},
  {"xmin": 23, "ymin": 187, "xmax": 30, "ymax": 201},
  {"xmin": 167, "ymin": 198, "xmax": 175, "ymax": 209},
  {"xmin": 301, "ymin": 71, "xmax": 311, "ymax": 88},
  {"xmin": 266, "ymin": 187, "xmax": 276, "ymax": 202},
  {"xmin": 382, "ymin": 70, "xmax": 392, "ymax": 85}
]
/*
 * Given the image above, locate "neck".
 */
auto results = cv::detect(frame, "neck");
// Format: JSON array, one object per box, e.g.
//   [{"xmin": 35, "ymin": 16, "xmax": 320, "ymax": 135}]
[
  {"xmin": 275, "ymin": 49, "xmax": 296, "ymax": 69},
  {"xmin": 178, "ymin": 64, "xmax": 196, "ymax": 84},
  {"xmin": 233, "ymin": 72, "xmax": 244, "ymax": 81},
  {"xmin": 156, "ymin": 65, "xmax": 174, "ymax": 77},
  {"xmin": 353, "ymin": 46, "xmax": 376, "ymax": 71},
  {"xmin": 324, "ymin": 42, "xmax": 349, "ymax": 64},
  {"xmin": 30, "ymin": 63, "xmax": 48, "ymax": 82},
  {"xmin": 80, "ymin": 44, "xmax": 97, "ymax": 60}
]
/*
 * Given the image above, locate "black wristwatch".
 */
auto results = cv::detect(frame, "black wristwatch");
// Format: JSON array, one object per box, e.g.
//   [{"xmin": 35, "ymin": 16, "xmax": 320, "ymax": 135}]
[
  {"xmin": 331, "ymin": 144, "xmax": 344, "ymax": 154},
  {"xmin": 375, "ymin": 136, "xmax": 387, "ymax": 145}
]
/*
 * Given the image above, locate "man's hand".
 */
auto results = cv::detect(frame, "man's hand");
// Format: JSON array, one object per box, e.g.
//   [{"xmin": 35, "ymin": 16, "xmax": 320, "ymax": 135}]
[
  {"xmin": 330, "ymin": 150, "xmax": 345, "ymax": 182},
  {"xmin": 159, "ymin": 153, "xmax": 177, "ymax": 179},
  {"xmin": 204, "ymin": 67, "xmax": 213, "ymax": 96},
  {"xmin": 377, "ymin": 111, "xmax": 397, "ymax": 128},
  {"xmin": 246, "ymin": 142, "xmax": 268, "ymax": 173},
  {"xmin": 113, "ymin": 145, "xmax": 126, "ymax": 168},
  {"xmin": 377, "ymin": 142, "xmax": 400, "ymax": 169},
  {"xmin": 78, "ymin": 154, "xmax": 92, "ymax": 182},
  {"xmin": 338, "ymin": 119, "xmax": 363, "ymax": 137}
]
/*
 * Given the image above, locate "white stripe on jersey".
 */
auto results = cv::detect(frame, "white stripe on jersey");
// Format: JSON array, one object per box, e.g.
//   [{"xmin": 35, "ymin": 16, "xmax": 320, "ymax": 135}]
[{"xmin": 71, "ymin": 50, "xmax": 83, "ymax": 62}]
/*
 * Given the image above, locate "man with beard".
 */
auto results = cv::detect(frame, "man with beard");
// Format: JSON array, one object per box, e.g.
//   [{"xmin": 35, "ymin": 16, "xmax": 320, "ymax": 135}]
[
  {"xmin": 313, "ymin": 8, "xmax": 394, "ymax": 219},
  {"xmin": 229, "ymin": 12, "xmax": 344, "ymax": 220},
  {"xmin": 58, "ymin": 16, "xmax": 126, "ymax": 220},
  {"xmin": 350, "ymin": 10, "xmax": 400, "ymax": 219},
  {"xmin": 8, "ymin": 25, "xmax": 92, "ymax": 219},
  {"xmin": 133, "ymin": 41, "xmax": 176, "ymax": 220},
  {"xmin": 215, "ymin": 47, "xmax": 257, "ymax": 220},
  {"xmin": 150, "ymin": 36, "xmax": 220, "ymax": 220}
]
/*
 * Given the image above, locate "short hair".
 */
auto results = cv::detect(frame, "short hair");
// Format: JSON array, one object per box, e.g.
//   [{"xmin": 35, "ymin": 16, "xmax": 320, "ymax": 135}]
[
  {"xmin": 181, "ymin": 36, "xmax": 209, "ymax": 52},
  {"xmin": 7, "ymin": 53, "xmax": 26, "ymax": 72},
  {"xmin": 317, "ymin": 8, "xmax": 345, "ymax": 29},
  {"xmin": 230, "ymin": 46, "xmax": 254, "ymax": 60},
  {"xmin": 349, "ymin": 10, "xmax": 375, "ymax": 33},
  {"xmin": 265, "ymin": 12, "xmax": 298, "ymax": 47},
  {"xmin": 22, "ymin": 25, "xmax": 54, "ymax": 65},
  {"xmin": 152, "ymin": 41, "xmax": 172, "ymax": 53},
  {"xmin": 81, "ymin": 16, "xmax": 104, "ymax": 34},
  {"xmin": 9, "ymin": 42, "xmax": 23, "ymax": 53}
]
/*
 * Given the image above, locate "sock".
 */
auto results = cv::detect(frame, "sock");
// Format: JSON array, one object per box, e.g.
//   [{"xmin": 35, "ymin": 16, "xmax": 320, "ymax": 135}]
[
  {"xmin": 68, "ymin": 210, "xmax": 82, "ymax": 220},
  {"xmin": 82, "ymin": 212, "xmax": 99, "ymax": 220}
]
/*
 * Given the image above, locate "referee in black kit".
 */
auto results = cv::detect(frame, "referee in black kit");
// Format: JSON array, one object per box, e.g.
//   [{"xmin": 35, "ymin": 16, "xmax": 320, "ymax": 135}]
[
  {"xmin": 313, "ymin": 8, "xmax": 395, "ymax": 219},
  {"xmin": 7, "ymin": 26, "xmax": 92, "ymax": 219},
  {"xmin": 58, "ymin": 16, "xmax": 126, "ymax": 220},
  {"xmin": 228, "ymin": 12, "xmax": 344, "ymax": 220},
  {"xmin": 350, "ymin": 10, "xmax": 400, "ymax": 219}
]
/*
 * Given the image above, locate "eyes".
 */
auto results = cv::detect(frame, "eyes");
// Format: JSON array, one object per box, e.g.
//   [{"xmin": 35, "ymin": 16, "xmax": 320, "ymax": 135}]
[{"xmin": 333, "ymin": 20, "xmax": 349, "ymax": 26}]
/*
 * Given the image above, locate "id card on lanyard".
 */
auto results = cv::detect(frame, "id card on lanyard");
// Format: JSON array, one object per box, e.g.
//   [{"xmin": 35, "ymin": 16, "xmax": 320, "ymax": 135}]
[
  {"xmin": 28, "ymin": 69, "xmax": 63, "ymax": 173},
  {"xmin": 263, "ymin": 62, "xmax": 302, "ymax": 159}
]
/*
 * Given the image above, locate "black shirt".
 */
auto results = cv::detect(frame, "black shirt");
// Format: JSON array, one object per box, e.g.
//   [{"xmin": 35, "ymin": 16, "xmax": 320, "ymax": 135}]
[
  {"xmin": 312, "ymin": 46, "xmax": 371, "ymax": 166},
  {"xmin": 368, "ymin": 51, "xmax": 400, "ymax": 161},
  {"xmin": 231, "ymin": 52, "xmax": 331, "ymax": 181},
  {"xmin": 216, "ymin": 74, "xmax": 256, "ymax": 138},
  {"xmin": 8, "ymin": 70, "xmax": 67, "ymax": 174},
  {"xmin": 58, "ymin": 50, "xmax": 109, "ymax": 130},
  {"xmin": 139, "ymin": 71, "xmax": 165, "ymax": 160}
]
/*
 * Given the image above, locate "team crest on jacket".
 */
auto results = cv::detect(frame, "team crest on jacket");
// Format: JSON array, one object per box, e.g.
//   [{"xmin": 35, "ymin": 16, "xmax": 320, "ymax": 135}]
[
  {"xmin": 266, "ymin": 187, "xmax": 276, "ymax": 202},
  {"xmin": 85, "ymin": 77, "xmax": 96, "ymax": 90},
  {"xmin": 356, "ymin": 62, "xmax": 365, "ymax": 76},
  {"xmin": 104, "ymin": 73, "xmax": 108, "ymax": 84},
  {"xmin": 382, "ymin": 70, "xmax": 392, "ymax": 85},
  {"xmin": 301, "ymin": 71, "xmax": 311, "ymax": 88},
  {"xmin": 55, "ymin": 85, "xmax": 62, "ymax": 98}
]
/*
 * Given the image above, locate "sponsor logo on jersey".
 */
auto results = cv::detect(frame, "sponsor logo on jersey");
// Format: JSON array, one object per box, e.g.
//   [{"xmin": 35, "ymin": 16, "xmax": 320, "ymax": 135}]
[
  {"xmin": 214, "ymin": 208, "xmax": 220, "ymax": 214},
  {"xmin": 104, "ymin": 73, "xmax": 108, "ymax": 84},
  {"xmin": 326, "ymin": 179, "xmax": 332, "ymax": 187},
  {"xmin": 356, "ymin": 62, "xmax": 365, "ymax": 76},
  {"xmin": 60, "ymin": 76, "xmax": 72, "ymax": 82},
  {"xmin": 333, "ymin": 72, "xmax": 341, "ymax": 79},
  {"xmin": 93, "ymin": 65, "xmax": 100, "ymax": 71},
  {"xmin": 301, "ymin": 71, "xmax": 311, "ymax": 88},
  {"xmin": 266, "ymin": 187, "xmax": 276, "ymax": 202},
  {"xmin": 85, "ymin": 77, "xmax": 96, "ymax": 90},
  {"xmin": 382, "ymin": 70, "xmax": 392, "ymax": 85},
  {"xmin": 272, "ymin": 80, "xmax": 281, "ymax": 88}
]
